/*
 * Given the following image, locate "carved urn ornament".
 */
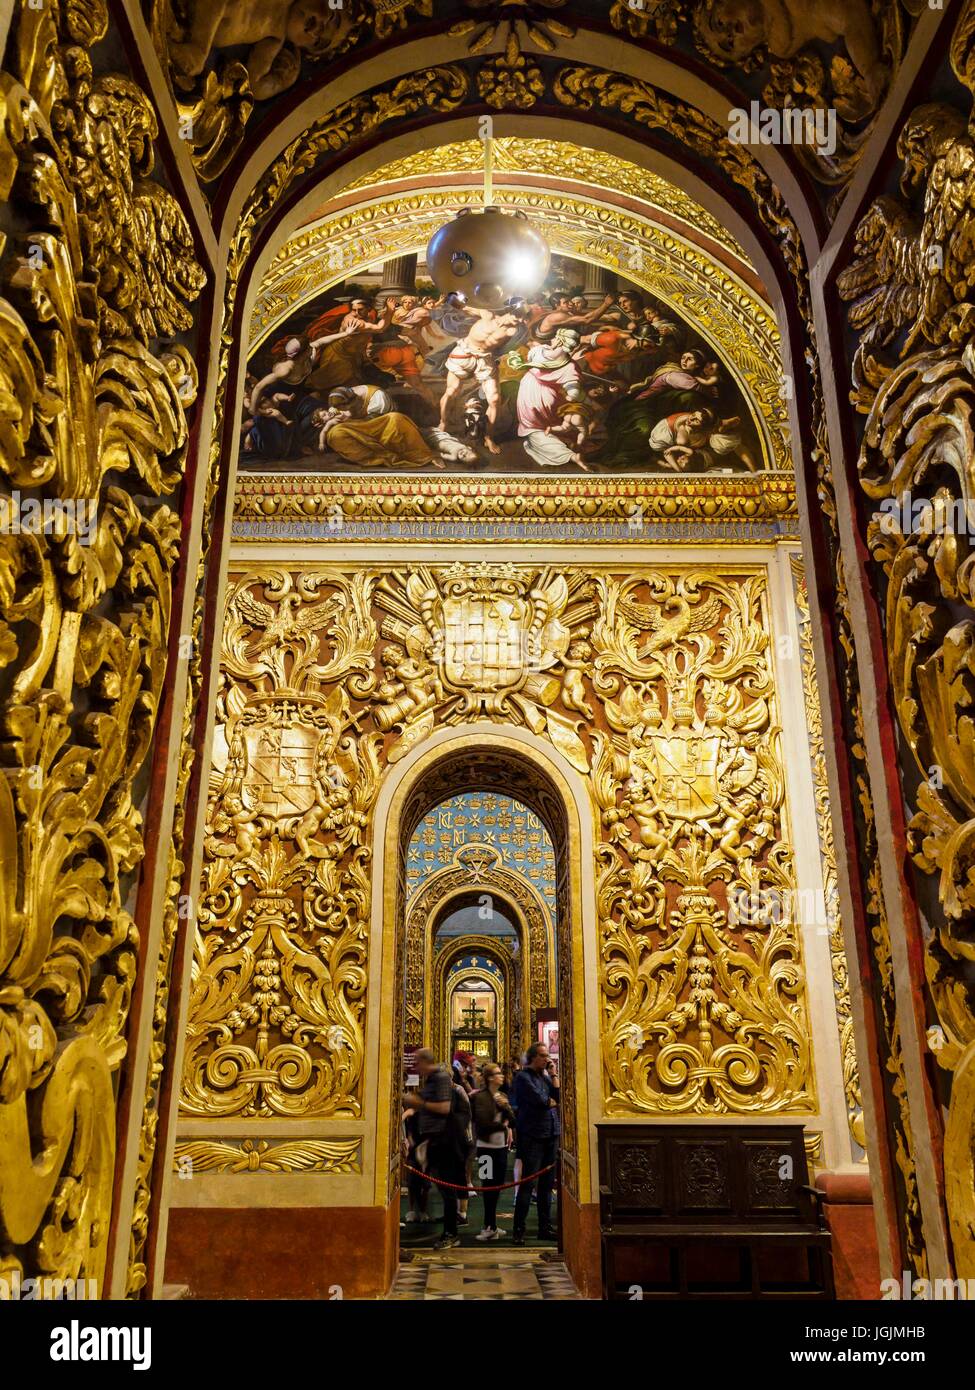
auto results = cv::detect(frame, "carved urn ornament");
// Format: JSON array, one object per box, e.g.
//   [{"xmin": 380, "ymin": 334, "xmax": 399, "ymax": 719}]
[{"xmin": 425, "ymin": 206, "xmax": 551, "ymax": 310}]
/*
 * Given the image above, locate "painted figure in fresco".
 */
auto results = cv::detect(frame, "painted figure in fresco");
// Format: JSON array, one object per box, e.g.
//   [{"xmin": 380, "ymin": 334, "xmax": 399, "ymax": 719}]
[
  {"xmin": 638, "ymin": 304, "xmax": 682, "ymax": 345},
  {"xmin": 530, "ymin": 290, "xmax": 616, "ymax": 342},
  {"xmin": 368, "ymin": 333, "xmax": 437, "ymax": 407},
  {"xmin": 630, "ymin": 350, "xmax": 721, "ymax": 404},
  {"xmin": 170, "ymin": 0, "xmax": 355, "ymax": 100},
  {"xmin": 515, "ymin": 329, "xmax": 590, "ymax": 468},
  {"xmin": 439, "ymin": 304, "xmax": 524, "ymax": 454},
  {"xmin": 310, "ymin": 389, "xmax": 436, "ymax": 468},
  {"xmin": 240, "ymin": 272, "xmax": 764, "ymax": 474},
  {"xmin": 248, "ymin": 310, "xmax": 392, "ymax": 415},
  {"xmin": 576, "ymin": 328, "xmax": 641, "ymax": 383},
  {"xmin": 647, "ymin": 408, "xmax": 717, "ymax": 469},
  {"xmin": 598, "ymin": 289, "xmax": 645, "ymax": 333}
]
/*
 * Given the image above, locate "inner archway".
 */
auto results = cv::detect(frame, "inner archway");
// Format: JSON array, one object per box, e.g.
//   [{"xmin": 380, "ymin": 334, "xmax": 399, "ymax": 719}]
[{"xmin": 372, "ymin": 726, "xmax": 599, "ymax": 1287}]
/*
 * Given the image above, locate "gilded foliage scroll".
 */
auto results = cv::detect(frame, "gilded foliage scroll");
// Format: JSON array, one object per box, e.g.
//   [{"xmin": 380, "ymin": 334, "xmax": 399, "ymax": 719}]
[
  {"xmin": 0, "ymin": 1, "xmax": 203, "ymax": 1292},
  {"xmin": 190, "ymin": 563, "xmax": 816, "ymax": 1122},
  {"xmin": 837, "ymin": 0, "xmax": 975, "ymax": 1278}
]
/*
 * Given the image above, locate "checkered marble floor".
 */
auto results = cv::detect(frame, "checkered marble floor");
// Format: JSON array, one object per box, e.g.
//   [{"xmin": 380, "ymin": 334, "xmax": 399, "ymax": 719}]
[{"xmin": 387, "ymin": 1250, "xmax": 583, "ymax": 1300}]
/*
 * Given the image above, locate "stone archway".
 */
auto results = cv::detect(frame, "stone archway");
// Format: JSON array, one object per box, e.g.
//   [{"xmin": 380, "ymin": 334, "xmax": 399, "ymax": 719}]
[
  {"xmin": 435, "ymin": 942, "xmax": 510, "ymax": 1065},
  {"xmin": 369, "ymin": 723, "xmax": 600, "ymax": 1292},
  {"xmin": 402, "ymin": 844, "xmax": 556, "ymax": 1056}
]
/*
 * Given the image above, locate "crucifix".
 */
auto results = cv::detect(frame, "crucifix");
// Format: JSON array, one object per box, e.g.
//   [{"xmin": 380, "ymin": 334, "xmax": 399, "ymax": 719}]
[{"xmin": 461, "ymin": 996, "xmax": 487, "ymax": 1031}]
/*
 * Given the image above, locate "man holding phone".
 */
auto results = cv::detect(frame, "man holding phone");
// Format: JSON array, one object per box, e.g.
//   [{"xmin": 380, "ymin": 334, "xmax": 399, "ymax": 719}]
[{"xmin": 510, "ymin": 1042, "xmax": 560, "ymax": 1245}]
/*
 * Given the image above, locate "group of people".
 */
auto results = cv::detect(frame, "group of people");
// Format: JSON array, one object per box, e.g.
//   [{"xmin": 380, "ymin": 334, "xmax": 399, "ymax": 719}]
[
  {"xmin": 401, "ymin": 1043, "xmax": 560, "ymax": 1250},
  {"xmin": 241, "ymin": 281, "xmax": 760, "ymax": 473}
]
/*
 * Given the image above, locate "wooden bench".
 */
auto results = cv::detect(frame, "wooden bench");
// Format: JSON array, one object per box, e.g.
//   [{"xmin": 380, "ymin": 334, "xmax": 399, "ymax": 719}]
[{"xmin": 597, "ymin": 1123, "xmax": 834, "ymax": 1300}]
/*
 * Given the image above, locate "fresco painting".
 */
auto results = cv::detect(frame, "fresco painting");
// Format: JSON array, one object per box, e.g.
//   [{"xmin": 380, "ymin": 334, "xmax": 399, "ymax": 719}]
[{"xmin": 242, "ymin": 270, "xmax": 764, "ymax": 474}]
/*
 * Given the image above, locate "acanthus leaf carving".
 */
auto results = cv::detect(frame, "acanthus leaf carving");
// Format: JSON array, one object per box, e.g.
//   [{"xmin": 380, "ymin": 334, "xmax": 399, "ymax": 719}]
[
  {"xmin": 0, "ymin": 0, "xmax": 204, "ymax": 1293},
  {"xmin": 837, "ymin": 0, "xmax": 975, "ymax": 1279}
]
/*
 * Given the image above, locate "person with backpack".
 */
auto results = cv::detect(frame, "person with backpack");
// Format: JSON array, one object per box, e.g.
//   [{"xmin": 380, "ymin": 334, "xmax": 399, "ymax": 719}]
[
  {"xmin": 471, "ymin": 1062, "xmax": 515, "ymax": 1241},
  {"xmin": 403, "ymin": 1048, "xmax": 470, "ymax": 1250}
]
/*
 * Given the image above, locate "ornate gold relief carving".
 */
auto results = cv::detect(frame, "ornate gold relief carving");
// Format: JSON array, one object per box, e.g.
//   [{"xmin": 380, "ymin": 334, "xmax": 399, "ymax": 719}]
[
  {"xmin": 610, "ymin": 0, "xmax": 909, "ymax": 198},
  {"xmin": 791, "ymin": 557, "xmax": 866, "ymax": 1156},
  {"xmin": 189, "ymin": 562, "xmax": 815, "ymax": 1125},
  {"xmin": 173, "ymin": 1136, "xmax": 361, "ymax": 1173},
  {"xmin": 339, "ymin": 137, "xmax": 745, "ymax": 259},
  {"xmin": 0, "ymin": 1, "xmax": 203, "ymax": 1294},
  {"xmin": 181, "ymin": 571, "xmax": 381, "ymax": 1118},
  {"xmin": 803, "ymin": 1130, "xmax": 825, "ymax": 1170},
  {"xmin": 373, "ymin": 562, "xmax": 591, "ymax": 771},
  {"xmin": 451, "ymin": 0, "xmax": 574, "ymax": 59},
  {"xmin": 591, "ymin": 570, "xmax": 814, "ymax": 1113},
  {"xmin": 234, "ymin": 472, "xmax": 798, "ymax": 539},
  {"xmin": 151, "ymin": 0, "xmax": 436, "ymax": 177},
  {"xmin": 837, "ymin": 2, "xmax": 975, "ymax": 1278}
]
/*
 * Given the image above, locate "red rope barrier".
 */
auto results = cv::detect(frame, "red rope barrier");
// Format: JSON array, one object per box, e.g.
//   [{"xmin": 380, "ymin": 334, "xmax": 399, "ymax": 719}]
[{"xmin": 401, "ymin": 1160, "xmax": 555, "ymax": 1192}]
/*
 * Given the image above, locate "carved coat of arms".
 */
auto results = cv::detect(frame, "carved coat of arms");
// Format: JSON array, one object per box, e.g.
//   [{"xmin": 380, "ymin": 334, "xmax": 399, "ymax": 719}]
[{"xmin": 369, "ymin": 563, "xmax": 589, "ymax": 772}]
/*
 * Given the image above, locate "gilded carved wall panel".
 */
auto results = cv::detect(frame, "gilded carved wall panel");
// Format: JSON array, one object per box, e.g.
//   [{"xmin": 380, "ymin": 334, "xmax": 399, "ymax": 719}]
[
  {"xmin": 792, "ymin": 557, "xmax": 865, "ymax": 1157},
  {"xmin": 186, "ymin": 561, "xmax": 818, "ymax": 1126},
  {"xmin": 0, "ymin": 1, "xmax": 204, "ymax": 1293},
  {"xmin": 837, "ymin": 1, "xmax": 975, "ymax": 1277}
]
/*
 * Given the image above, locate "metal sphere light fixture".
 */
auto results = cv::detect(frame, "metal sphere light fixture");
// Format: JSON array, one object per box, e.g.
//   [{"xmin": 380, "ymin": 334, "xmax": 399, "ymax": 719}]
[{"xmin": 425, "ymin": 206, "xmax": 551, "ymax": 311}]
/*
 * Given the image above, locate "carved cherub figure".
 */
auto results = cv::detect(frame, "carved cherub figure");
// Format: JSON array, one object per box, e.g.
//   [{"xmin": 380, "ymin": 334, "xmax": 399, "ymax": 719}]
[
  {"xmin": 561, "ymin": 633, "xmax": 594, "ymax": 719},
  {"xmin": 373, "ymin": 641, "xmax": 444, "ymax": 731},
  {"xmin": 207, "ymin": 792, "xmax": 259, "ymax": 859},
  {"xmin": 695, "ymin": 0, "xmax": 888, "ymax": 108},
  {"xmin": 170, "ymin": 0, "xmax": 354, "ymax": 100},
  {"xmin": 293, "ymin": 761, "xmax": 352, "ymax": 858}
]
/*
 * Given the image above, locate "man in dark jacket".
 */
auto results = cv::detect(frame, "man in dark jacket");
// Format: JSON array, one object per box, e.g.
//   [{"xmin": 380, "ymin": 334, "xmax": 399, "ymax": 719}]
[
  {"xmin": 510, "ymin": 1042, "xmax": 560, "ymax": 1244},
  {"xmin": 403, "ymin": 1048, "xmax": 465, "ymax": 1250}
]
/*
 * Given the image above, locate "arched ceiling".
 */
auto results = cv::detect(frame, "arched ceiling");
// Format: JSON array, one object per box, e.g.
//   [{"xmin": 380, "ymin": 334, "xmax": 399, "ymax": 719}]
[
  {"xmin": 331, "ymin": 137, "xmax": 752, "ymax": 266},
  {"xmin": 154, "ymin": 0, "xmax": 918, "ymax": 228}
]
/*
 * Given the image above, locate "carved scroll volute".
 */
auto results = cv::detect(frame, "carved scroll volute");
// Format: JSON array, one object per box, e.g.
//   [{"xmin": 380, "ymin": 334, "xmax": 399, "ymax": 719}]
[{"xmin": 0, "ymin": 0, "xmax": 203, "ymax": 1292}]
